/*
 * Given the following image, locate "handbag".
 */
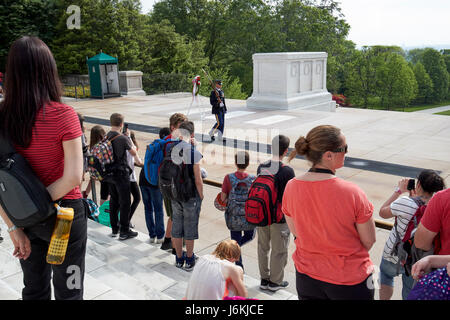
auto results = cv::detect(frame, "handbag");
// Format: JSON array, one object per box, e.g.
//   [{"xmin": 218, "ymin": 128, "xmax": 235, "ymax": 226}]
[{"xmin": 0, "ymin": 134, "xmax": 56, "ymax": 228}]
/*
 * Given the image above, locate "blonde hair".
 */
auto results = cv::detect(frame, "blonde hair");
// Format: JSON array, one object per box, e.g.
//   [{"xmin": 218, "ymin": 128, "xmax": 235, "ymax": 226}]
[
  {"xmin": 213, "ymin": 240, "xmax": 241, "ymax": 261},
  {"xmin": 169, "ymin": 113, "xmax": 188, "ymax": 131}
]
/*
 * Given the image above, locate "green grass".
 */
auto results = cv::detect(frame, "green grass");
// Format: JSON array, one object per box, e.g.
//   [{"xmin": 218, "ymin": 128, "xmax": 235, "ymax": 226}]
[
  {"xmin": 435, "ymin": 110, "xmax": 450, "ymax": 116},
  {"xmin": 351, "ymin": 99, "xmax": 450, "ymax": 112}
]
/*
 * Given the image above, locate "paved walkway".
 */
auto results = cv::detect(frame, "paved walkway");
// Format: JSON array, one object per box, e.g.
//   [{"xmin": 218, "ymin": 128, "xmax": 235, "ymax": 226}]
[{"xmin": 415, "ymin": 105, "xmax": 450, "ymax": 114}]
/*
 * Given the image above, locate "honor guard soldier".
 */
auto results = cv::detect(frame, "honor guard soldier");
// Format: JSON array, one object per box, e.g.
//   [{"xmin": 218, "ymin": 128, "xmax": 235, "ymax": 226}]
[{"xmin": 208, "ymin": 79, "xmax": 227, "ymax": 141}]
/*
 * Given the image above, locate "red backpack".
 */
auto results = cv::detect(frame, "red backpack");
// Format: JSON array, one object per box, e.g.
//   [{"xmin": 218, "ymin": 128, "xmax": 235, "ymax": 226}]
[
  {"xmin": 245, "ymin": 168, "xmax": 283, "ymax": 227},
  {"xmin": 397, "ymin": 198, "xmax": 441, "ymax": 276}
]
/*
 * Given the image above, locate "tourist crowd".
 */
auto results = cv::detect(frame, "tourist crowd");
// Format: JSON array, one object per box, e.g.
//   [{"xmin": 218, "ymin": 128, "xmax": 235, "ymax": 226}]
[{"xmin": 0, "ymin": 36, "xmax": 449, "ymax": 301}]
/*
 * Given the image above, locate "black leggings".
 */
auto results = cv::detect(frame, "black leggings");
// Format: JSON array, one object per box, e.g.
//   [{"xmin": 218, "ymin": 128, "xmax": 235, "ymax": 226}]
[
  {"xmin": 20, "ymin": 199, "xmax": 88, "ymax": 300},
  {"xmin": 129, "ymin": 181, "xmax": 141, "ymax": 221},
  {"xmin": 100, "ymin": 181, "xmax": 109, "ymax": 201},
  {"xmin": 296, "ymin": 271, "xmax": 374, "ymax": 300}
]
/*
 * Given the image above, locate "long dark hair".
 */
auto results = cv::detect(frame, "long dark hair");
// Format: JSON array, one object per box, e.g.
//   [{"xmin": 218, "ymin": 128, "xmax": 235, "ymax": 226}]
[
  {"xmin": 89, "ymin": 125, "xmax": 106, "ymax": 150},
  {"xmin": 0, "ymin": 36, "xmax": 62, "ymax": 147}
]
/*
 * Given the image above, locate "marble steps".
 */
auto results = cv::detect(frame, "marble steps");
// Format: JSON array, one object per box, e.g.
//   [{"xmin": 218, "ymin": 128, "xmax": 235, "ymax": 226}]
[{"xmin": 0, "ymin": 219, "xmax": 296, "ymax": 300}]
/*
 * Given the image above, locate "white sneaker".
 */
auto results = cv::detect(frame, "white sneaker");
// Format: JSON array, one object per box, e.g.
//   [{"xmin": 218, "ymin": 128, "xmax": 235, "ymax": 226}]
[
  {"xmin": 156, "ymin": 238, "xmax": 164, "ymax": 244},
  {"xmin": 150, "ymin": 237, "xmax": 156, "ymax": 243}
]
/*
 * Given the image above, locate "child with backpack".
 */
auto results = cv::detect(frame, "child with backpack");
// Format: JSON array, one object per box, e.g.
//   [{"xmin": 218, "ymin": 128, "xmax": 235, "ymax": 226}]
[
  {"xmin": 104, "ymin": 113, "xmax": 139, "ymax": 241},
  {"xmin": 378, "ymin": 170, "xmax": 445, "ymax": 300},
  {"xmin": 251, "ymin": 135, "xmax": 295, "ymax": 292},
  {"xmin": 220, "ymin": 151, "xmax": 256, "ymax": 270},
  {"xmin": 139, "ymin": 127, "xmax": 171, "ymax": 243},
  {"xmin": 160, "ymin": 121, "xmax": 203, "ymax": 271},
  {"xmin": 83, "ymin": 125, "xmax": 110, "ymax": 205},
  {"xmin": 159, "ymin": 113, "xmax": 188, "ymax": 252}
]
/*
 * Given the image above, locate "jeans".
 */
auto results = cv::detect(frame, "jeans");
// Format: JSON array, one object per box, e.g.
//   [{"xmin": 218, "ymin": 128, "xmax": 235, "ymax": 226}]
[
  {"xmin": 379, "ymin": 257, "xmax": 415, "ymax": 300},
  {"xmin": 20, "ymin": 199, "xmax": 88, "ymax": 300},
  {"xmin": 140, "ymin": 185, "xmax": 165, "ymax": 239},
  {"xmin": 108, "ymin": 173, "xmax": 131, "ymax": 234},
  {"xmin": 230, "ymin": 229, "xmax": 256, "ymax": 268},
  {"xmin": 171, "ymin": 196, "xmax": 202, "ymax": 240}
]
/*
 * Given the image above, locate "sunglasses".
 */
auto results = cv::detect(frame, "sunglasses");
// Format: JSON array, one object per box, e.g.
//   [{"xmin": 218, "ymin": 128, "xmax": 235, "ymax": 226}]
[{"xmin": 331, "ymin": 144, "xmax": 348, "ymax": 153}]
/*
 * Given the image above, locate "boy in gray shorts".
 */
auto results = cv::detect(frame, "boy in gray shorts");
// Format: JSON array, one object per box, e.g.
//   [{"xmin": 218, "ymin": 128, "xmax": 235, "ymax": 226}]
[{"xmin": 170, "ymin": 121, "xmax": 204, "ymax": 271}]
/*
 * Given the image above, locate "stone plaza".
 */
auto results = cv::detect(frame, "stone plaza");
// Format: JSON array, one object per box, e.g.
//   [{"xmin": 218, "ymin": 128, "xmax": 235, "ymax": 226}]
[{"xmin": 2, "ymin": 90, "xmax": 448, "ymax": 300}]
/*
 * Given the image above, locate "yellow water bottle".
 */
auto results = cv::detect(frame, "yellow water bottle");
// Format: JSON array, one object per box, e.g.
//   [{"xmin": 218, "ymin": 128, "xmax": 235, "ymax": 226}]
[{"xmin": 46, "ymin": 204, "xmax": 74, "ymax": 265}]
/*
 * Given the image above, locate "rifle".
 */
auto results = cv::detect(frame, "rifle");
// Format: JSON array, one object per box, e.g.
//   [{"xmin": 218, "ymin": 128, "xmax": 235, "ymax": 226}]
[{"xmin": 201, "ymin": 68, "xmax": 222, "ymax": 105}]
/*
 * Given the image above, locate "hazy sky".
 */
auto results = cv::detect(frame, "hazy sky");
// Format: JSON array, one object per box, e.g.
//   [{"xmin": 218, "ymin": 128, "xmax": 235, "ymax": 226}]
[{"xmin": 140, "ymin": 0, "xmax": 450, "ymax": 48}]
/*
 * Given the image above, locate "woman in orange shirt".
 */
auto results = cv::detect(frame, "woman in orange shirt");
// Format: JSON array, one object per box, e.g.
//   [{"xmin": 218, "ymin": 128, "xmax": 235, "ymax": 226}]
[{"xmin": 282, "ymin": 125, "xmax": 376, "ymax": 300}]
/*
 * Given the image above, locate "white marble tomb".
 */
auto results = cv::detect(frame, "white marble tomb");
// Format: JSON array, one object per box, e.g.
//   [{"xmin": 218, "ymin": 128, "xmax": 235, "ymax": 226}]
[{"xmin": 246, "ymin": 52, "xmax": 336, "ymax": 111}]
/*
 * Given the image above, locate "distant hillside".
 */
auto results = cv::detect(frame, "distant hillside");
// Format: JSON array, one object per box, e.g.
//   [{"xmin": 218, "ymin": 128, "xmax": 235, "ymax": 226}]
[{"xmin": 403, "ymin": 44, "xmax": 450, "ymax": 51}]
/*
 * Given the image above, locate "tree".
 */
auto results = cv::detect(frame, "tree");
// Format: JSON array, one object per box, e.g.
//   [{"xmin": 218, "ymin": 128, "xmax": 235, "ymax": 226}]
[
  {"xmin": 406, "ymin": 48, "xmax": 426, "ymax": 64},
  {"xmin": 412, "ymin": 62, "xmax": 434, "ymax": 104},
  {"xmin": 344, "ymin": 47, "xmax": 378, "ymax": 108},
  {"xmin": 421, "ymin": 48, "xmax": 449, "ymax": 102},
  {"xmin": 51, "ymin": 0, "xmax": 147, "ymax": 75},
  {"xmin": 375, "ymin": 53, "xmax": 417, "ymax": 109},
  {"xmin": 199, "ymin": 67, "xmax": 247, "ymax": 99},
  {"xmin": 141, "ymin": 20, "xmax": 207, "ymax": 75},
  {"xmin": 0, "ymin": 0, "xmax": 60, "ymax": 71}
]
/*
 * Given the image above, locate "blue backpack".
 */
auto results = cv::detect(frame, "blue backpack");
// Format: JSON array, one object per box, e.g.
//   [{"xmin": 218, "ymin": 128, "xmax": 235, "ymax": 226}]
[{"xmin": 144, "ymin": 138, "xmax": 174, "ymax": 186}]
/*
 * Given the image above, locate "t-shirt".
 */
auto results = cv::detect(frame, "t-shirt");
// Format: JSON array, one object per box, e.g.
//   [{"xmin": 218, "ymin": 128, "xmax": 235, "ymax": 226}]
[
  {"xmin": 14, "ymin": 102, "xmax": 83, "ymax": 199},
  {"xmin": 421, "ymin": 189, "xmax": 450, "ymax": 255},
  {"xmin": 382, "ymin": 196, "xmax": 420, "ymax": 264},
  {"xmin": 282, "ymin": 177, "xmax": 374, "ymax": 285},
  {"xmin": 185, "ymin": 254, "xmax": 236, "ymax": 300},
  {"xmin": 257, "ymin": 160, "xmax": 295, "ymax": 224},
  {"xmin": 222, "ymin": 171, "xmax": 250, "ymax": 195},
  {"xmin": 106, "ymin": 131, "xmax": 132, "ymax": 169}
]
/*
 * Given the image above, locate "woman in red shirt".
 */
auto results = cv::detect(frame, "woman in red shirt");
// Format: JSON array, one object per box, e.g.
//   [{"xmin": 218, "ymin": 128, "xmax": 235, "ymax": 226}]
[
  {"xmin": 0, "ymin": 36, "xmax": 86, "ymax": 300},
  {"xmin": 283, "ymin": 125, "xmax": 376, "ymax": 300}
]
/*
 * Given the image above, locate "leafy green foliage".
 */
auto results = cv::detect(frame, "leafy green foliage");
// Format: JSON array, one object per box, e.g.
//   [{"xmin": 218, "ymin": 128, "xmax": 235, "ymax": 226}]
[
  {"xmin": 0, "ymin": 0, "xmax": 60, "ymax": 71},
  {"xmin": 421, "ymin": 48, "xmax": 449, "ymax": 102},
  {"xmin": 1, "ymin": 0, "xmax": 449, "ymax": 108},
  {"xmin": 412, "ymin": 62, "xmax": 434, "ymax": 104}
]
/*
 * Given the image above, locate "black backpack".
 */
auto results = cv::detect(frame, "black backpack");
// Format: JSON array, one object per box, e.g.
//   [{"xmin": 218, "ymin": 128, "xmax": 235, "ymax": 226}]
[
  {"xmin": 158, "ymin": 141, "xmax": 196, "ymax": 202},
  {"xmin": 0, "ymin": 134, "xmax": 56, "ymax": 228}
]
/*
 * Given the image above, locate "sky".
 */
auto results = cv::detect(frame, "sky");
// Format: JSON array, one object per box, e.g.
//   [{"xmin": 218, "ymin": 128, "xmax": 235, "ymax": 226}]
[{"xmin": 140, "ymin": 0, "xmax": 450, "ymax": 48}]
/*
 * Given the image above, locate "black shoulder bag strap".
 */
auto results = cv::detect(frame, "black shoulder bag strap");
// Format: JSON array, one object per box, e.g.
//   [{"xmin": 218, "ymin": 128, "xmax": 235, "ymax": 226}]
[{"xmin": 0, "ymin": 133, "xmax": 16, "ymax": 163}]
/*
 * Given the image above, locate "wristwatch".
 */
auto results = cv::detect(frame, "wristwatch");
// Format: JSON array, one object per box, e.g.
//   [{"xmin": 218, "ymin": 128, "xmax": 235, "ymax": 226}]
[
  {"xmin": 7, "ymin": 225, "xmax": 18, "ymax": 233},
  {"xmin": 394, "ymin": 187, "xmax": 402, "ymax": 194}
]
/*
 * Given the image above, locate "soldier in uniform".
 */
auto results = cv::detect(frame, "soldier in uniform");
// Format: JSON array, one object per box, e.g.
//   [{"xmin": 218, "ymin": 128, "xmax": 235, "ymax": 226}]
[{"xmin": 208, "ymin": 79, "xmax": 227, "ymax": 141}]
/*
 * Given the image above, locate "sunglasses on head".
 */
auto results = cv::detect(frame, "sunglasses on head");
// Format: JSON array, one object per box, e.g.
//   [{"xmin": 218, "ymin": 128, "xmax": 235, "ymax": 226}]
[{"xmin": 331, "ymin": 144, "xmax": 348, "ymax": 153}]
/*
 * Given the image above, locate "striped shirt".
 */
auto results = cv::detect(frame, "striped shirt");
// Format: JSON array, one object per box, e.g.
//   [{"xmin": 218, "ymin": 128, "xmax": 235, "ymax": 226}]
[
  {"xmin": 14, "ymin": 102, "xmax": 83, "ymax": 200},
  {"xmin": 382, "ymin": 196, "xmax": 419, "ymax": 264}
]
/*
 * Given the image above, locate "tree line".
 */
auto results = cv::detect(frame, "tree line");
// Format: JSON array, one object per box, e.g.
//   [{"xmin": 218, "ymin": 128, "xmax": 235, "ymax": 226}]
[{"xmin": 1, "ymin": 0, "xmax": 449, "ymax": 108}]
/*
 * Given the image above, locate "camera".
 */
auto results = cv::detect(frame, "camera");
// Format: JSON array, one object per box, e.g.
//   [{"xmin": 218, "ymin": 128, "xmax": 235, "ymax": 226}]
[
  {"xmin": 407, "ymin": 179, "xmax": 415, "ymax": 191},
  {"xmin": 123, "ymin": 123, "xmax": 128, "ymax": 134}
]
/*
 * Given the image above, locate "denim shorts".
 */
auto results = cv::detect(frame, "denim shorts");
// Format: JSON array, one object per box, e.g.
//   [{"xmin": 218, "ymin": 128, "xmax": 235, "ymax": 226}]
[
  {"xmin": 379, "ymin": 257, "xmax": 415, "ymax": 299},
  {"xmin": 171, "ymin": 196, "xmax": 202, "ymax": 240},
  {"xmin": 380, "ymin": 257, "xmax": 403, "ymax": 287}
]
